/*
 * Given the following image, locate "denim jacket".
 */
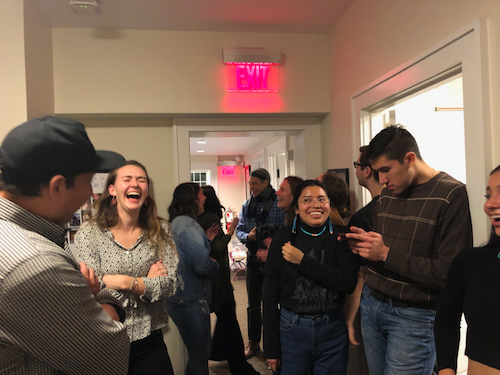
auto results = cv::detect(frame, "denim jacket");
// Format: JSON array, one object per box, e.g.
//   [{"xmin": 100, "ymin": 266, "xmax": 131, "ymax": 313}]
[{"xmin": 167, "ymin": 215, "xmax": 219, "ymax": 302}]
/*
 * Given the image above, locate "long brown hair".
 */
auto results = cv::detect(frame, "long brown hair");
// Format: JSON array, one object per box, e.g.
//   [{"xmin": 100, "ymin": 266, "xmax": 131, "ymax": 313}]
[
  {"xmin": 283, "ymin": 176, "xmax": 304, "ymax": 226},
  {"xmin": 168, "ymin": 182, "xmax": 201, "ymax": 221},
  {"xmin": 93, "ymin": 160, "xmax": 174, "ymax": 259}
]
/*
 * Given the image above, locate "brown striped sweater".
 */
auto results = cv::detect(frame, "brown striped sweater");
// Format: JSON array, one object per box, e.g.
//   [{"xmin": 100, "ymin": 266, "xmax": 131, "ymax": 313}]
[{"xmin": 364, "ymin": 172, "xmax": 473, "ymax": 307}]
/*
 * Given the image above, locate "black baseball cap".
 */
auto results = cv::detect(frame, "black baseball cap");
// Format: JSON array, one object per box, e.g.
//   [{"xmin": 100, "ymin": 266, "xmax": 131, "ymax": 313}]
[{"xmin": 0, "ymin": 116, "xmax": 126, "ymax": 183}]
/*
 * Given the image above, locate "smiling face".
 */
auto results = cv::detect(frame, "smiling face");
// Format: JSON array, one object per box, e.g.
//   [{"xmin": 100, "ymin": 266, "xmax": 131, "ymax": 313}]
[
  {"xmin": 277, "ymin": 180, "xmax": 293, "ymax": 210},
  {"xmin": 249, "ymin": 176, "xmax": 268, "ymax": 197},
  {"xmin": 294, "ymin": 185, "xmax": 331, "ymax": 228},
  {"xmin": 370, "ymin": 154, "xmax": 414, "ymax": 194},
  {"xmin": 484, "ymin": 170, "xmax": 500, "ymax": 237},
  {"xmin": 108, "ymin": 164, "xmax": 149, "ymax": 214}
]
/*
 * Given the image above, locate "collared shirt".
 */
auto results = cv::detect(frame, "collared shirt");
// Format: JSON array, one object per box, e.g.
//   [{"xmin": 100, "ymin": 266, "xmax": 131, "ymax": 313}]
[
  {"xmin": 0, "ymin": 197, "xmax": 130, "ymax": 375},
  {"xmin": 236, "ymin": 196, "xmax": 285, "ymax": 243},
  {"xmin": 74, "ymin": 220, "xmax": 179, "ymax": 342}
]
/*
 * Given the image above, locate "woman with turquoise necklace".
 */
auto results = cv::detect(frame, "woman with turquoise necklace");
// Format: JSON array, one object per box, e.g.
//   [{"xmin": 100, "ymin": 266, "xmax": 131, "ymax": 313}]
[{"xmin": 262, "ymin": 180, "xmax": 359, "ymax": 375}]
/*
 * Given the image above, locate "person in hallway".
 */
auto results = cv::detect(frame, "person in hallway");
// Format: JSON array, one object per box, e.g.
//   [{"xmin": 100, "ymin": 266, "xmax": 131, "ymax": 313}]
[
  {"xmin": 197, "ymin": 185, "xmax": 260, "ymax": 375},
  {"xmin": 343, "ymin": 146, "xmax": 385, "ymax": 375},
  {"xmin": 434, "ymin": 165, "xmax": 500, "ymax": 375},
  {"xmin": 317, "ymin": 171, "xmax": 350, "ymax": 225},
  {"xmin": 263, "ymin": 180, "xmax": 359, "ymax": 375},
  {"xmin": 0, "ymin": 116, "xmax": 130, "ymax": 374},
  {"xmin": 276, "ymin": 176, "xmax": 304, "ymax": 226},
  {"xmin": 74, "ymin": 160, "xmax": 179, "ymax": 375},
  {"xmin": 165, "ymin": 182, "xmax": 220, "ymax": 375},
  {"xmin": 346, "ymin": 125, "xmax": 473, "ymax": 375},
  {"xmin": 236, "ymin": 168, "xmax": 285, "ymax": 358}
]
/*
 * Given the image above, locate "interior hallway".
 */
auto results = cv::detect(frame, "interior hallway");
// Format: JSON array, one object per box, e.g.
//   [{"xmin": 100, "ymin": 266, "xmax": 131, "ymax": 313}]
[{"xmin": 209, "ymin": 271, "xmax": 271, "ymax": 375}]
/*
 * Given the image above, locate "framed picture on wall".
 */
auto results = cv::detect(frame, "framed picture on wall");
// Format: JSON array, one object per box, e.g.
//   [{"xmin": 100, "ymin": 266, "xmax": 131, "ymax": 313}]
[{"xmin": 327, "ymin": 168, "xmax": 349, "ymax": 187}]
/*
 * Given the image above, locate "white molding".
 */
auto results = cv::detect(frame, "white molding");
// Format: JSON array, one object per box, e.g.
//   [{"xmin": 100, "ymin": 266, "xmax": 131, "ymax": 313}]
[{"xmin": 351, "ymin": 18, "xmax": 491, "ymax": 248}]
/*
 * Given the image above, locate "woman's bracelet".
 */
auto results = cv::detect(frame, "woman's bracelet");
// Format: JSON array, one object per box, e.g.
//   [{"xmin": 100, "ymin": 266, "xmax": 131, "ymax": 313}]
[{"xmin": 128, "ymin": 277, "xmax": 136, "ymax": 292}]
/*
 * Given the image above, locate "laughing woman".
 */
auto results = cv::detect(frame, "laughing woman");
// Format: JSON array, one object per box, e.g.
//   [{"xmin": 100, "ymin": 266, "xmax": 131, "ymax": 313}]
[
  {"xmin": 435, "ymin": 166, "xmax": 500, "ymax": 375},
  {"xmin": 263, "ymin": 180, "xmax": 359, "ymax": 375},
  {"xmin": 74, "ymin": 160, "xmax": 179, "ymax": 375}
]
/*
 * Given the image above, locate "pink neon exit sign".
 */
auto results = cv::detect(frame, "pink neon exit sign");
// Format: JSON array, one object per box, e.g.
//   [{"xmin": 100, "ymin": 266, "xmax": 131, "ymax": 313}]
[{"xmin": 226, "ymin": 62, "xmax": 279, "ymax": 93}]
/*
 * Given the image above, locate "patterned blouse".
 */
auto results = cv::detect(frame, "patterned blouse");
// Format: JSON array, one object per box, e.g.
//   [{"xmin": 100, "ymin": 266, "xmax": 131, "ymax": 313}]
[{"xmin": 74, "ymin": 220, "xmax": 179, "ymax": 342}]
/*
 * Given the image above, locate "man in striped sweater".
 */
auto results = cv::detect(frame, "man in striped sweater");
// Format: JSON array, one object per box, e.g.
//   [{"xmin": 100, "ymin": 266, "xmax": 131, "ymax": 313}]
[{"xmin": 346, "ymin": 125, "xmax": 473, "ymax": 375}]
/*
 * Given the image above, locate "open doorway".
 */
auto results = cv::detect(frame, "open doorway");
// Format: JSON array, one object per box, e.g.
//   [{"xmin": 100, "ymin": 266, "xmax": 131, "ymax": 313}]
[{"xmin": 188, "ymin": 130, "xmax": 303, "ymax": 216}]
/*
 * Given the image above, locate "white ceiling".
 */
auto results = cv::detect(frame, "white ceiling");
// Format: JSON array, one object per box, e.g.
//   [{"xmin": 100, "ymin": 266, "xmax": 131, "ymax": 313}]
[
  {"xmin": 29, "ymin": 0, "xmax": 348, "ymax": 156},
  {"xmin": 30, "ymin": 0, "xmax": 354, "ymax": 34}
]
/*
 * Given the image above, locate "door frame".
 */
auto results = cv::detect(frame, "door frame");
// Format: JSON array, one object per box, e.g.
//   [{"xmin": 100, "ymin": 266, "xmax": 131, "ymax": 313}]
[
  {"xmin": 351, "ymin": 18, "xmax": 491, "ymax": 246},
  {"xmin": 173, "ymin": 115, "xmax": 323, "ymax": 185}
]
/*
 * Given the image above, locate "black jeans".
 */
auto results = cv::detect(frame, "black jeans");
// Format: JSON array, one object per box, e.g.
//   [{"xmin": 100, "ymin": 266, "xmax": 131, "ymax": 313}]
[
  {"xmin": 128, "ymin": 329, "xmax": 174, "ymax": 375},
  {"xmin": 212, "ymin": 298, "xmax": 258, "ymax": 374},
  {"xmin": 246, "ymin": 258, "xmax": 265, "ymax": 344}
]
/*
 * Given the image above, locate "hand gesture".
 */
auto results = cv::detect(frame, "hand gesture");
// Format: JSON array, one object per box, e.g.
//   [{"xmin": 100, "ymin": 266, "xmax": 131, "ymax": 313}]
[
  {"xmin": 79, "ymin": 262, "xmax": 99, "ymax": 296},
  {"xmin": 281, "ymin": 241, "xmax": 304, "ymax": 265},
  {"xmin": 206, "ymin": 223, "xmax": 219, "ymax": 241},
  {"xmin": 147, "ymin": 260, "xmax": 168, "ymax": 278},
  {"xmin": 247, "ymin": 226, "xmax": 257, "ymax": 241},
  {"xmin": 256, "ymin": 237, "xmax": 273, "ymax": 262},
  {"xmin": 347, "ymin": 323, "xmax": 360, "ymax": 347},
  {"xmin": 228, "ymin": 217, "xmax": 239, "ymax": 236},
  {"xmin": 267, "ymin": 359, "xmax": 281, "ymax": 373},
  {"xmin": 344, "ymin": 226, "xmax": 390, "ymax": 262}
]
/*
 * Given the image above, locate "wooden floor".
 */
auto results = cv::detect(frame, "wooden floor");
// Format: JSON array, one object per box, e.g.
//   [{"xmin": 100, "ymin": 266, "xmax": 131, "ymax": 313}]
[{"xmin": 208, "ymin": 270, "xmax": 271, "ymax": 375}]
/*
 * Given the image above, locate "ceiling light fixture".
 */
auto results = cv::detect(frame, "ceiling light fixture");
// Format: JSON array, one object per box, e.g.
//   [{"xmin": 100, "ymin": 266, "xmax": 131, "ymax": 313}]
[
  {"xmin": 197, "ymin": 140, "xmax": 207, "ymax": 144},
  {"xmin": 70, "ymin": 0, "xmax": 101, "ymax": 15},
  {"xmin": 196, "ymin": 150, "xmax": 205, "ymax": 153}
]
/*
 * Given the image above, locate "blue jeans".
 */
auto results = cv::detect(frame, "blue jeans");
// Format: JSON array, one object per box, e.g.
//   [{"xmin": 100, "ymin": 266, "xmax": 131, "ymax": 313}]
[
  {"xmin": 279, "ymin": 308, "xmax": 348, "ymax": 375},
  {"xmin": 165, "ymin": 299, "xmax": 211, "ymax": 375},
  {"xmin": 360, "ymin": 285, "xmax": 436, "ymax": 375}
]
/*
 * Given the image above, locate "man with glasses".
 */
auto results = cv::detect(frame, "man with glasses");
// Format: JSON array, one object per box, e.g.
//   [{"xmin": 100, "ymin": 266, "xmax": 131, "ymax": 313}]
[
  {"xmin": 345, "ymin": 146, "xmax": 385, "ymax": 375},
  {"xmin": 345, "ymin": 126, "xmax": 472, "ymax": 375}
]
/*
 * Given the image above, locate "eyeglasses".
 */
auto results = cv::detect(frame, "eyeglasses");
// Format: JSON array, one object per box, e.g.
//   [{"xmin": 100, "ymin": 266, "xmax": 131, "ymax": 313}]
[
  {"xmin": 299, "ymin": 196, "xmax": 330, "ymax": 206},
  {"xmin": 353, "ymin": 161, "xmax": 367, "ymax": 169}
]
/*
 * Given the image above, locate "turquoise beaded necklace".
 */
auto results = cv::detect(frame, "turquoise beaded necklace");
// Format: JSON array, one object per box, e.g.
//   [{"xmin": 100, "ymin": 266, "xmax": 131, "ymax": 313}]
[{"xmin": 300, "ymin": 225, "xmax": 326, "ymax": 237}]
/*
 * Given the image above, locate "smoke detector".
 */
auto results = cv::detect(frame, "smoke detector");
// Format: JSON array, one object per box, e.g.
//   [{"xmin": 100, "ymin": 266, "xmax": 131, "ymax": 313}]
[{"xmin": 70, "ymin": 0, "xmax": 101, "ymax": 15}]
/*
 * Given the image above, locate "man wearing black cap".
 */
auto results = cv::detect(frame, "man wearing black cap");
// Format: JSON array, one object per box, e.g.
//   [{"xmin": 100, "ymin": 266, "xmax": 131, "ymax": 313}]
[
  {"xmin": 0, "ymin": 117, "xmax": 130, "ymax": 374},
  {"xmin": 236, "ymin": 168, "xmax": 285, "ymax": 358}
]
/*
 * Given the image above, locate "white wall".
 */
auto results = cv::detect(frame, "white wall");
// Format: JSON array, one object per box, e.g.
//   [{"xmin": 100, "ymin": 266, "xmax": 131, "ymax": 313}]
[
  {"xmin": 0, "ymin": 0, "xmax": 28, "ymax": 138},
  {"xmin": 325, "ymin": 0, "xmax": 500, "ymax": 170},
  {"xmin": 78, "ymin": 117, "xmax": 176, "ymax": 219},
  {"xmin": 52, "ymin": 28, "xmax": 329, "ymax": 115},
  {"xmin": 24, "ymin": 0, "xmax": 54, "ymax": 119}
]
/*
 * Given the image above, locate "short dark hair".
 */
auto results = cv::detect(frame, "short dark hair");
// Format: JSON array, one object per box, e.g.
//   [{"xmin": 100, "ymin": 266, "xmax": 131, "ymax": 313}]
[
  {"xmin": 168, "ymin": 182, "xmax": 202, "ymax": 221},
  {"xmin": 318, "ymin": 172, "xmax": 350, "ymax": 218},
  {"xmin": 359, "ymin": 146, "xmax": 379, "ymax": 182},
  {"xmin": 366, "ymin": 125, "xmax": 422, "ymax": 164},
  {"xmin": 251, "ymin": 168, "xmax": 271, "ymax": 184},
  {"xmin": 0, "ymin": 157, "xmax": 76, "ymax": 197}
]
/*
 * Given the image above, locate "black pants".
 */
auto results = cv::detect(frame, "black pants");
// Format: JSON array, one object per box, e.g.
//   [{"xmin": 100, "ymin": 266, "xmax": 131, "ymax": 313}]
[
  {"xmin": 211, "ymin": 299, "xmax": 258, "ymax": 374},
  {"xmin": 128, "ymin": 329, "xmax": 174, "ymax": 375},
  {"xmin": 246, "ymin": 259, "xmax": 265, "ymax": 344}
]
